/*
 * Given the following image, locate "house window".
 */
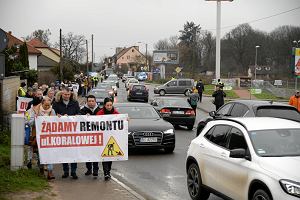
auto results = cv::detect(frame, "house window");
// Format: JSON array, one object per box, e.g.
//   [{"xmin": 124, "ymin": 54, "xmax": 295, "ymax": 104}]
[
  {"xmin": 132, "ymin": 49, "xmax": 134, "ymax": 52},
  {"xmin": 127, "ymin": 55, "xmax": 130, "ymax": 59},
  {"xmin": 122, "ymin": 57, "xmax": 124, "ymax": 59}
]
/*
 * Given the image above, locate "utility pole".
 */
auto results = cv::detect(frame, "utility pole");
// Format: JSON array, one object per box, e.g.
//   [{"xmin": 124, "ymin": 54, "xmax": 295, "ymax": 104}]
[
  {"xmin": 86, "ymin": 40, "xmax": 88, "ymax": 75},
  {"xmin": 145, "ymin": 43, "xmax": 148, "ymax": 71},
  {"xmin": 91, "ymin": 34, "xmax": 94, "ymax": 72},
  {"xmin": 59, "ymin": 29, "xmax": 62, "ymax": 81}
]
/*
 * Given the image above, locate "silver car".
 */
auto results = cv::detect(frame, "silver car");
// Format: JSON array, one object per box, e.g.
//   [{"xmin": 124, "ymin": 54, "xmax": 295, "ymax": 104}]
[
  {"xmin": 154, "ymin": 78, "xmax": 194, "ymax": 96},
  {"xmin": 186, "ymin": 117, "xmax": 300, "ymax": 200}
]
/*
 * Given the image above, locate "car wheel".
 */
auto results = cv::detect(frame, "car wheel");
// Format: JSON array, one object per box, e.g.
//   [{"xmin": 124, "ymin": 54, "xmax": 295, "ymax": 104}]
[
  {"xmin": 184, "ymin": 90, "xmax": 191, "ymax": 96},
  {"xmin": 187, "ymin": 125, "xmax": 194, "ymax": 130},
  {"xmin": 187, "ymin": 163, "xmax": 210, "ymax": 200},
  {"xmin": 174, "ymin": 125, "xmax": 180, "ymax": 129},
  {"xmin": 196, "ymin": 122, "xmax": 206, "ymax": 137},
  {"xmin": 252, "ymin": 189, "xmax": 271, "ymax": 200},
  {"xmin": 164, "ymin": 146, "xmax": 175, "ymax": 153},
  {"xmin": 159, "ymin": 90, "xmax": 166, "ymax": 96},
  {"xmin": 144, "ymin": 98, "xmax": 148, "ymax": 103},
  {"xmin": 127, "ymin": 98, "xmax": 131, "ymax": 102}
]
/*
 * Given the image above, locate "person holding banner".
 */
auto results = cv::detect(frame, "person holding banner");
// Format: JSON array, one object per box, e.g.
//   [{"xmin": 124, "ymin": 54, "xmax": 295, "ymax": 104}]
[
  {"xmin": 53, "ymin": 87, "xmax": 81, "ymax": 179},
  {"xmin": 96, "ymin": 97, "xmax": 120, "ymax": 181},
  {"xmin": 27, "ymin": 96, "xmax": 56, "ymax": 179},
  {"xmin": 26, "ymin": 89, "xmax": 44, "ymax": 111},
  {"xmin": 80, "ymin": 95, "xmax": 101, "ymax": 177}
]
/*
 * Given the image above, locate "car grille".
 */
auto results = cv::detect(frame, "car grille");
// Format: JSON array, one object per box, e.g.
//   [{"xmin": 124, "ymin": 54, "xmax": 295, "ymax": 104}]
[{"xmin": 132, "ymin": 131, "xmax": 163, "ymax": 146}]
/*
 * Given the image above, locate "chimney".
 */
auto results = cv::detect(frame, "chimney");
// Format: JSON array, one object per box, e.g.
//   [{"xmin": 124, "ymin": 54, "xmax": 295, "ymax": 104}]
[
  {"xmin": 116, "ymin": 47, "xmax": 123, "ymax": 54},
  {"xmin": 133, "ymin": 46, "xmax": 139, "ymax": 51},
  {"xmin": 8, "ymin": 31, "xmax": 12, "ymax": 35}
]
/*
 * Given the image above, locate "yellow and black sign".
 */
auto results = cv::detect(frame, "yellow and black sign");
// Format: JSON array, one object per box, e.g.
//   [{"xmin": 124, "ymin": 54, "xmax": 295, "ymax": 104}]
[{"xmin": 101, "ymin": 136, "xmax": 124, "ymax": 157}]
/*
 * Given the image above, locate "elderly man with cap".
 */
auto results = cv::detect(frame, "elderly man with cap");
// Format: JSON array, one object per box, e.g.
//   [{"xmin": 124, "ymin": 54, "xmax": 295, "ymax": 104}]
[{"xmin": 289, "ymin": 90, "xmax": 300, "ymax": 112}]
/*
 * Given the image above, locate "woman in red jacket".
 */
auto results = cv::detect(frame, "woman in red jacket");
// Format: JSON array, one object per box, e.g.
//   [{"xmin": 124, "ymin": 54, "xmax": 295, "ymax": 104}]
[{"xmin": 96, "ymin": 97, "xmax": 119, "ymax": 181}]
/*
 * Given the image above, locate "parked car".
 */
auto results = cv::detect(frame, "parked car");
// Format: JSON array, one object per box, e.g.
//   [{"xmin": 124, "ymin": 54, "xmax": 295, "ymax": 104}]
[
  {"xmin": 125, "ymin": 78, "xmax": 139, "ymax": 90},
  {"xmin": 186, "ymin": 117, "xmax": 300, "ymax": 200},
  {"xmin": 114, "ymin": 103, "xmax": 175, "ymax": 153},
  {"xmin": 107, "ymin": 74, "xmax": 119, "ymax": 88},
  {"xmin": 196, "ymin": 100, "xmax": 300, "ymax": 136},
  {"xmin": 137, "ymin": 72, "xmax": 148, "ymax": 81},
  {"xmin": 127, "ymin": 84, "xmax": 149, "ymax": 102},
  {"xmin": 154, "ymin": 78, "xmax": 194, "ymax": 96},
  {"xmin": 95, "ymin": 83, "xmax": 114, "ymax": 95},
  {"xmin": 122, "ymin": 74, "xmax": 134, "ymax": 82},
  {"xmin": 151, "ymin": 97, "xmax": 196, "ymax": 130},
  {"xmin": 88, "ymin": 89, "xmax": 113, "ymax": 106}
]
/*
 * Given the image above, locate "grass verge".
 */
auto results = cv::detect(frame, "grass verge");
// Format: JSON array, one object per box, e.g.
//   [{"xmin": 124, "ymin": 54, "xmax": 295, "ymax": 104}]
[
  {"xmin": 203, "ymin": 84, "xmax": 239, "ymax": 99},
  {"xmin": 0, "ymin": 129, "xmax": 49, "ymax": 198},
  {"xmin": 252, "ymin": 90, "xmax": 287, "ymax": 100}
]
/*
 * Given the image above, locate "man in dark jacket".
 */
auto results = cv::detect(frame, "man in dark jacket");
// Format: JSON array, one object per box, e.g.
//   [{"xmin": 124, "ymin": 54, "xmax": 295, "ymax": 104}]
[
  {"xmin": 196, "ymin": 79, "xmax": 205, "ymax": 103},
  {"xmin": 52, "ymin": 87, "xmax": 80, "ymax": 179},
  {"xmin": 80, "ymin": 95, "xmax": 101, "ymax": 177},
  {"xmin": 212, "ymin": 85, "xmax": 226, "ymax": 111}
]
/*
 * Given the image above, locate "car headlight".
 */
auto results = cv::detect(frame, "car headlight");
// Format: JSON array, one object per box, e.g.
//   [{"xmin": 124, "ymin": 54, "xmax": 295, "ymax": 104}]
[
  {"xmin": 280, "ymin": 179, "xmax": 300, "ymax": 198},
  {"xmin": 163, "ymin": 129, "xmax": 174, "ymax": 135}
]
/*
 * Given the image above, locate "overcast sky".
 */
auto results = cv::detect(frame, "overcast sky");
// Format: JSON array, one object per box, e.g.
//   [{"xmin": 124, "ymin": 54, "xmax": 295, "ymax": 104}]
[{"xmin": 1, "ymin": 0, "xmax": 300, "ymax": 62}]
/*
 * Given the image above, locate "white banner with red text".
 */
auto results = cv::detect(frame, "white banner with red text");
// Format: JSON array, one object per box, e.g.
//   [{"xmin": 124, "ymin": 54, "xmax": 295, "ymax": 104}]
[
  {"xmin": 35, "ymin": 114, "xmax": 128, "ymax": 164},
  {"xmin": 17, "ymin": 97, "xmax": 32, "ymax": 113}
]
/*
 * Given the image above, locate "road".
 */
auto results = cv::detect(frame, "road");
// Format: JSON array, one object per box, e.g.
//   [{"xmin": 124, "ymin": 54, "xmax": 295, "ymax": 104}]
[{"xmin": 107, "ymin": 81, "xmax": 222, "ymax": 200}]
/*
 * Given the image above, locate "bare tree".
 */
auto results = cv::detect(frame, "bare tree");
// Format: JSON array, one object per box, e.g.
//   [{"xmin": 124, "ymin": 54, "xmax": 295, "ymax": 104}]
[{"xmin": 26, "ymin": 29, "xmax": 52, "ymax": 46}]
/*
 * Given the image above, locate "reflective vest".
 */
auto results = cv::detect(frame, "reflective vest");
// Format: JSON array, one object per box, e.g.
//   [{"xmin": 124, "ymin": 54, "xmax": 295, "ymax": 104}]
[{"xmin": 18, "ymin": 87, "xmax": 26, "ymax": 97}]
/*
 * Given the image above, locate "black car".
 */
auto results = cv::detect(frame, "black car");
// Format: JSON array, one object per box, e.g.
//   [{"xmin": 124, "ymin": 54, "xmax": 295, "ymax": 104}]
[
  {"xmin": 196, "ymin": 99, "xmax": 300, "ymax": 136},
  {"xmin": 115, "ymin": 103, "xmax": 175, "ymax": 153},
  {"xmin": 127, "ymin": 84, "xmax": 149, "ymax": 102},
  {"xmin": 151, "ymin": 97, "xmax": 196, "ymax": 130}
]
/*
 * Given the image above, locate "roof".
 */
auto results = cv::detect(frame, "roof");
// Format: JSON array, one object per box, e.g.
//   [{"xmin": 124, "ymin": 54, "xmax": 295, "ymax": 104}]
[
  {"xmin": 5, "ymin": 32, "xmax": 41, "ymax": 55},
  {"xmin": 230, "ymin": 100, "xmax": 288, "ymax": 106},
  {"xmin": 114, "ymin": 46, "xmax": 145, "ymax": 60},
  {"xmin": 28, "ymin": 38, "xmax": 48, "ymax": 48},
  {"xmin": 215, "ymin": 117, "xmax": 300, "ymax": 131}
]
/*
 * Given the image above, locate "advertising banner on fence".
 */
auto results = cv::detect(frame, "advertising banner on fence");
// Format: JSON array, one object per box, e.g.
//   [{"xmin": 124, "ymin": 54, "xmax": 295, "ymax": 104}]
[
  {"xmin": 17, "ymin": 97, "xmax": 32, "ymax": 113},
  {"xmin": 35, "ymin": 114, "xmax": 128, "ymax": 164}
]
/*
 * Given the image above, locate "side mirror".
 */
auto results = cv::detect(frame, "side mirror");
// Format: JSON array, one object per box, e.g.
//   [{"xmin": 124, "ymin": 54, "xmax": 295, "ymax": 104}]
[
  {"xmin": 166, "ymin": 84, "xmax": 170, "ymax": 87},
  {"xmin": 152, "ymin": 101, "xmax": 158, "ymax": 106},
  {"xmin": 209, "ymin": 111, "xmax": 216, "ymax": 118},
  {"xmin": 229, "ymin": 148, "xmax": 246, "ymax": 159}
]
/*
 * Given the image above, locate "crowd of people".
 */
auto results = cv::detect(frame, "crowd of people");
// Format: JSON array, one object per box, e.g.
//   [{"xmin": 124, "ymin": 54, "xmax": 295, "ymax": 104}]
[{"xmin": 18, "ymin": 79, "xmax": 117, "ymax": 181}]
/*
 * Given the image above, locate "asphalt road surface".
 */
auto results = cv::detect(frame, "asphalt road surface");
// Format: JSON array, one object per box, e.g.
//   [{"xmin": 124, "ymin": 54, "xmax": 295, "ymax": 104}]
[{"xmin": 109, "ymin": 81, "xmax": 222, "ymax": 200}]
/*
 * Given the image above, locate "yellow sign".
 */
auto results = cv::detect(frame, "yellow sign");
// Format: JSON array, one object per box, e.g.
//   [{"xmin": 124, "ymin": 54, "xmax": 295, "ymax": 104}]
[
  {"xmin": 295, "ymin": 48, "xmax": 300, "ymax": 56},
  {"xmin": 175, "ymin": 67, "xmax": 181, "ymax": 73},
  {"xmin": 101, "ymin": 136, "xmax": 124, "ymax": 157}
]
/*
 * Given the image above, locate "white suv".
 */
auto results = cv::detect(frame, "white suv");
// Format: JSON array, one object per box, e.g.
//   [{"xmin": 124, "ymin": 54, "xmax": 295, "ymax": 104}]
[{"xmin": 186, "ymin": 117, "xmax": 300, "ymax": 200}]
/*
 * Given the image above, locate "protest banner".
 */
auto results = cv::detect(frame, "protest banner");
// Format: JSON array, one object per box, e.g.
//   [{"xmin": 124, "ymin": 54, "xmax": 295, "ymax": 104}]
[
  {"xmin": 35, "ymin": 114, "xmax": 128, "ymax": 164},
  {"xmin": 17, "ymin": 97, "xmax": 32, "ymax": 113}
]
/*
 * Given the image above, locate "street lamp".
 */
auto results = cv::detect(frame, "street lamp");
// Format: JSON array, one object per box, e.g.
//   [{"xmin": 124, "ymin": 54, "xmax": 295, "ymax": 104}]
[
  {"xmin": 254, "ymin": 45, "xmax": 260, "ymax": 80},
  {"xmin": 293, "ymin": 40, "xmax": 300, "ymax": 47},
  {"xmin": 205, "ymin": 0, "xmax": 233, "ymax": 80},
  {"xmin": 137, "ymin": 41, "xmax": 148, "ymax": 71}
]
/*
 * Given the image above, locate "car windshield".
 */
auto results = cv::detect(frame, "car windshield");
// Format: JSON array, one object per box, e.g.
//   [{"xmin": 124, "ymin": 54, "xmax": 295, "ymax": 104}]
[
  {"xmin": 249, "ymin": 128, "xmax": 300, "ymax": 157},
  {"xmin": 157, "ymin": 98, "xmax": 190, "ymax": 107},
  {"xmin": 256, "ymin": 107, "xmax": 300, "ymax": 122},
  {"xmin": 107, "ymin": 77, "xmax": 118, "ymax": 81},
  {"xmin": 90, "ymin": 90, "xmax": 108, "ymax": 98},
  {"xmin": 116, "ymin": 106, "xmax": 160, "ymax": 119},
  {"xmin": 97, "ymin": 84, "xmax": 111, "ymax": 89},
  {"xmin": 133, "ymin": 85, "xmax": 146, "ymax": 90}
]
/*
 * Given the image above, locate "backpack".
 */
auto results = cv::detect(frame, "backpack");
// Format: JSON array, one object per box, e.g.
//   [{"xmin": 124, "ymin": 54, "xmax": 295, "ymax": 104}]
[{"xmin": 190, "ymin": 94, "xmax": 198, "ymax": 106}]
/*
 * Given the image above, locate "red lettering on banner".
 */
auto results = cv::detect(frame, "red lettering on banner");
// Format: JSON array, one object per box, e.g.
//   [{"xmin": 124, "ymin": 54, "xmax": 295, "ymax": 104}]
[
  {"xmin": 40, "ymin": 133, "xmax": 103, "ymax": 148},
  {"xmin": 20, "ymin": 102, "xmax": 28, "ymax": 110}
]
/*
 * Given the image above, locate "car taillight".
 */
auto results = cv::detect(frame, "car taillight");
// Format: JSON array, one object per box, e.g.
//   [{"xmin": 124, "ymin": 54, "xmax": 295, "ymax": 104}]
[
  {"xmin": 185, "ymin": 109, "xmax": 195, "ymax": 116},
  {"xmin": 160, "ymin": 108, "xmax": 171, "ymax": 114}
]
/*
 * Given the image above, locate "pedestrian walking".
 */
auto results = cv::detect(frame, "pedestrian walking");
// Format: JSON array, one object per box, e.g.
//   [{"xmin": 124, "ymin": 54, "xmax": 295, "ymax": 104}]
[
  {"xmin": 288, "ymin": 90, "xmax": 300, "ymax": 112},
  {"xmin": 80, "ymin": 95, "xmax": 101, "ymax": 177},
  {"xmin": 212, "ymin": 84, "xmax": 226, "ymax": 111},
  {"xmin": 52, "ymin": 87, "xmax": 81, "ymax": 179},
  {"xmin": 188, "ymin": 90, "xmax": 199, "ymax": 114},
  {"xmin": 27, "ymin": 96, "xmax": 56, "ymax": 179},
  {"xmin": 195, "ymin": 79, "xmax": 204, "ymax": 103},
  {"xmin": 96, "ymin": 97, "xmax": 120, "ymax": 181}
]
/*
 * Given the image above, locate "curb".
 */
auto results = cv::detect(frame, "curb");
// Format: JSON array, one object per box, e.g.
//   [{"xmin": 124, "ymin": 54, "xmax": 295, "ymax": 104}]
[{"xmin": 111, "ymin": 176, "xmax": 147, "ymax": 200}]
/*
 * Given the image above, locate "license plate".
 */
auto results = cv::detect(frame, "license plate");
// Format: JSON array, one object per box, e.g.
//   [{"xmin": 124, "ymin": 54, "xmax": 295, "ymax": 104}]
[
  {"xmin": 172, "ymin": 111, "xmax": 184, "ymax": 114},
  {"xmin": 136, "ymin": 92, "xmax": 142, "ymax": 95},
  {"xmin": 140, "ymin": 137, "xmax": 157, "ymax": 142}
]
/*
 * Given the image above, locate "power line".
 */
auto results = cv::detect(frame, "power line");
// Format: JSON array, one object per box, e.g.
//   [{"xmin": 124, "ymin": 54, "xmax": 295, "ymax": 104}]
[{"xmin": 203, "ymin": 5, "xmax": 300, "ymax": 31}]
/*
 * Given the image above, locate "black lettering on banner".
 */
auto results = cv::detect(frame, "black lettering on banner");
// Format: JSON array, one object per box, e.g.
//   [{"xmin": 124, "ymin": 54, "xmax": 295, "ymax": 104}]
[{"xmin": 80, "ymin": 122, "xmax": 86, "ymax": 131}]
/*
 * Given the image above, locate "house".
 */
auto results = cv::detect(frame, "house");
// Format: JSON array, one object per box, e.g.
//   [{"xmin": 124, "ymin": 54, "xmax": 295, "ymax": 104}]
[
  {"xmin": 28, "ymin": 38, "xmax": 60, "ymax": 83},
  {"xmin": 112, "ymin": 46, "xmax": 146, "ymax": 71},
  {"xmin": 6, "ymin": 31, "xmax": 41, "ymax": 70}
]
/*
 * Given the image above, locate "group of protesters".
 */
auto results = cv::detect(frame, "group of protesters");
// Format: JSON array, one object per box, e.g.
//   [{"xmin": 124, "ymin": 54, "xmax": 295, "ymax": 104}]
[{"xmin": 18, "ymin": 79, "xmax": 117, "ymax": 181}]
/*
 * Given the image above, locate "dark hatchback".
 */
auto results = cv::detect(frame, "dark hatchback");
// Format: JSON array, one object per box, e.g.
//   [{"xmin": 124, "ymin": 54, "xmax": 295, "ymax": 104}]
[
  {"xmin": 114, "ymin": 103, "xmax": 175, "ymax": 153},
  {"xmin": 196, "ymin": 100, "xmax": 300, "ymax": 136},
  {"xmin": 127, "ymin": 84, "xmax": 149, "ymax": 102},
  {"xmin": 151, "ymin": 97, "xmax": 196, "ymax": 130}
]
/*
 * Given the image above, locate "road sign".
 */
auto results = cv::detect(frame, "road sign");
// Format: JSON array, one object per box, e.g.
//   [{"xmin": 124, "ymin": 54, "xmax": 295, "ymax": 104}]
[
  {"xmin": 101, "ymin": 136, "xmax": 124, "ymax": 157},
  {"xmin": 274, "ymin": 80, "xmax": 282, "ymax": 86},
  {"xmin": 175, "ymin": 67, "xmax": 182, "ymax": 73}
]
